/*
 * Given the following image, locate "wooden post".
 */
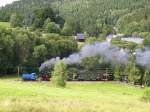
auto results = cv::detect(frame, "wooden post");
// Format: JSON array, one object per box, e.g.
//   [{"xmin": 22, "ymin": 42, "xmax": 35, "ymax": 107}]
[{"xmin": 17, "ymin": 66, "xmax": 20, "ymax": 78}]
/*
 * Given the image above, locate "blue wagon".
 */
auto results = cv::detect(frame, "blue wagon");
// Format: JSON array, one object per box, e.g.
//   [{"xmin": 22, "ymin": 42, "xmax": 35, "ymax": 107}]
[{"xmin": 22, "ymin": 73, "xmax": 37, "ymax": 81}]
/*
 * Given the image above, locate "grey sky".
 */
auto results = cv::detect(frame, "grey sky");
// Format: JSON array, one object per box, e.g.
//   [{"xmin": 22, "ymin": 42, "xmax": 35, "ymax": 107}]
[{"xmin": 0, "ymin": 0, "xmax": 19, "ymax": 7}]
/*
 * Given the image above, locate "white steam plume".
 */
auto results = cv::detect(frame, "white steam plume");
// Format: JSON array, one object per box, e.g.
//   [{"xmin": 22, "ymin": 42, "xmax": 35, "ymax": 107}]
[
  {"xmin": 121, "ymin": 37, "xmax": 144, "ymax": 44},
  {"xmin": 136, "ymin": 48, "xmax": 150, "ymax": 68},
  {"xmin": 39, "ymin": 42, "xmax": 129, "ymax": 71}
]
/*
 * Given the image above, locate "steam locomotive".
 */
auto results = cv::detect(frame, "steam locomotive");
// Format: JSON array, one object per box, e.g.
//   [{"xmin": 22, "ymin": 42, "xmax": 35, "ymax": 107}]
[{"xmin": 67, "ymin": 69, "xmax": 114, "ymax": 81}]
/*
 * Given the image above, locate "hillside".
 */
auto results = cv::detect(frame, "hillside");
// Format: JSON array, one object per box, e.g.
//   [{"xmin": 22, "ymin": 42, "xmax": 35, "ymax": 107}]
[
  {"xmin": 0, "ymin": 0, "xmax": 150, "ymax": 35},
  {"xmin": 0, "ymin": 0, "xmax": 60, "ymax": 22},
  {"xmin": 59, "ymin": 0, "xmax": 150, "ymax": 33},
  {"xmin": 117, "ymin": 7, "xmax": 150, "ymax": 35}
]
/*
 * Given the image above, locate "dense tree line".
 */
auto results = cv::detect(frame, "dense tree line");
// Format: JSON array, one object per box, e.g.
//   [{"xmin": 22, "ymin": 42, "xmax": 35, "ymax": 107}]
[
  {"xmin": 59, "ymin": 0, "xmax": 149, "ymax": 35},
  {"xmin": 0, "ymin": 28, "xmax": 78, "ymax": 74},
  {"xmin": 117, "ymin": 7, "xmax": 150, "ymax": 35},
  {"xmin": 0, "ymin": 0, "xmax": 58, "ymax": 22},
  {"xmin": 1, "ymin": 0, "xmax": 150, "ymax": 36},
  {"xmin": 116, "ymin": 7, "xmax": 150, "ymax": 45}
]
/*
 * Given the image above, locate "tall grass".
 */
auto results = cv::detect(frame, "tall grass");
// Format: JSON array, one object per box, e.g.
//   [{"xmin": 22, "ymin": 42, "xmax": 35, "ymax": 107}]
[
  {"xmin": 0, "ymin": 78, "xmax": 150, "ymax": 112},
  {"xmin": 0, "ymin": 97, "xmax": 150, "ymax": 112}
]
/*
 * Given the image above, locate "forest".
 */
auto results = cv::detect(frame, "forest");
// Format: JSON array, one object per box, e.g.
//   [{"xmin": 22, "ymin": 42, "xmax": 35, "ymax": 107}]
[
  {"xmin": 1, "ymin": 0, "xmax": 150, "ymax": 36},
  {"xmin": 0, "ymin": 0, "xmax": 150, "ymax": 86}
]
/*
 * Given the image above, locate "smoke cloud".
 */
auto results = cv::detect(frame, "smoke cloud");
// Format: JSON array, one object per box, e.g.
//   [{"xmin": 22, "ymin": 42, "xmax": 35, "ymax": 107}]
[
  {"xmin": 121, "ymin": 37, "xmax": 144, "ymax": 44},
  {"xmin": 136, "ymin": 48, "xmax": 150, "ymax": 68},
  {"xmin": 39, "ymin": 42, "xmax": 129, "ymax": 71}
]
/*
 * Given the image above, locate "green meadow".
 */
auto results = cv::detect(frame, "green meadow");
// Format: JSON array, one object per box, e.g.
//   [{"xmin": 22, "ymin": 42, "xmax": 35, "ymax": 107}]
[
  {"xmin": 0, "ymin": 77, "xmax": 149, "ymax": 112},
  {"xmin": 0, "ymin": 22, "xmax": 10, "ymax": 29}
]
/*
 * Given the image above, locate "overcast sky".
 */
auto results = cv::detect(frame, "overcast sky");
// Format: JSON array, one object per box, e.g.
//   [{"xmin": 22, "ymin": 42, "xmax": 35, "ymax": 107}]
[{"xmin": 0, "ymin": 0, "xmax": 19, "ymax": 7}]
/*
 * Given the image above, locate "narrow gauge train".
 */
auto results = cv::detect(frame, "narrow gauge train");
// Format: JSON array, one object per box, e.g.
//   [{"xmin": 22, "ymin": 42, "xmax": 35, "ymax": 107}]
[{"xmin": 67, "ymin": 68, "xmax": 114, "ymax": 81}]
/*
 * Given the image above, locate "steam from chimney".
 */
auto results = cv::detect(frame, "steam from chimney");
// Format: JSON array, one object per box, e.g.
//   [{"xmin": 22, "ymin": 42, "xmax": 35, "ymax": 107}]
[
  {"xmin": 121, "ymin": 37, "xmax": 144, "ymax": 44},
  {"xmin": 39, "ymin": 42, "xmax": 129, "ymax": 71},
  {"xmin": 136, "ymin": 48, "xmax": 150, "ymax": 68}
]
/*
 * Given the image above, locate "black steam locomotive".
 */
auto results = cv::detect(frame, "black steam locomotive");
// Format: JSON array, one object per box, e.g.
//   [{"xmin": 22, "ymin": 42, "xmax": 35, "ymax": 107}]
[
  {"xmin": 67, "ymin": 68, "xmax": 114, "ymax": 81},
  {"xmin": 39, "ymin": 66, "xmax": 114, "ymax": 81}
]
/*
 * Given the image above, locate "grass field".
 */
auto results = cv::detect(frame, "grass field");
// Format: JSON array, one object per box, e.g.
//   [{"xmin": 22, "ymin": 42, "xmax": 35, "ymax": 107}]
[
  {"xmin": 0, "ymin": 22, "xmax": 10, "ymax": 29},
  {"xmin": 0, "ymin": 76, "xmax": 150, "ymax": 112}
]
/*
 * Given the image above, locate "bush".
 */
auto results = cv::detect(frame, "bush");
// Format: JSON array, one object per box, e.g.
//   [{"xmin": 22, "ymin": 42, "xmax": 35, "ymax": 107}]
[
  {"xmin": 51, "ymin": 61, "xmax": 67, "ymax": 87},
  {"xmin": 67, "ymin": 67, "xmax": 78, "ymax": 81},
  {"xmin": 143, "ymin": 70, "xmax": 150, "ymax": 86},
  {"xmin": 141, "ymin": 88, "xmax": 150, "ymax": 102}
]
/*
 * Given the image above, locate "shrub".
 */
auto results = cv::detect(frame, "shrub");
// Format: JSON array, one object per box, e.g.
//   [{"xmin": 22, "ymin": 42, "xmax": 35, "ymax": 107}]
[
  {"xmin": 141, "ymin": 88, "xmax": 150, "ymax": 102},
  {"xmin": 51, "ymin": 61, "xmax": 67, "ymax": 87},
  {"xmin": 143, "ymin": 70, "xmax": 150, "ymax": 86},
  {"xmin": 67, "ymin": 67, "xmax": 78, "ymax": 81}
]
